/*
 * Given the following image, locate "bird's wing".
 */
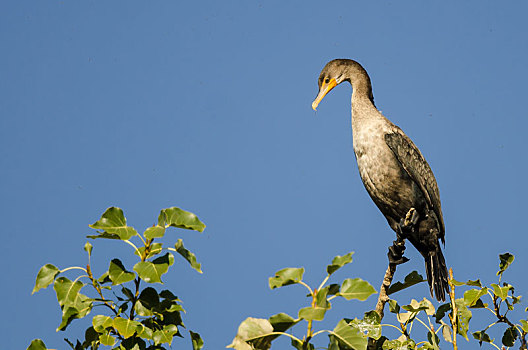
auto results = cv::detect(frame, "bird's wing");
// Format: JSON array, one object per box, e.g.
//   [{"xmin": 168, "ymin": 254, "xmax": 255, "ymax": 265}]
[{"xmin": 384, "ymin": 129, "xmax": 445, "ymax": 236}]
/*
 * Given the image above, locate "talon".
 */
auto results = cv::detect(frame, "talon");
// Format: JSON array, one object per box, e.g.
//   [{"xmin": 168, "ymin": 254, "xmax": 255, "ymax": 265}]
[
  {"xmin": 388, "ymin": 240, "xmax": 408, "ymax": 265},
  {"xmin": 388, "ymin": 251, "xmax": 410, "ymax": 265}
]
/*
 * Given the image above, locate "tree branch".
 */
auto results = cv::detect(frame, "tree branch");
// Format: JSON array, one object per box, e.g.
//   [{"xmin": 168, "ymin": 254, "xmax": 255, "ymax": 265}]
[{"xmin": 367, "ymin": 238, "xmax": 405, "ymax": 350}]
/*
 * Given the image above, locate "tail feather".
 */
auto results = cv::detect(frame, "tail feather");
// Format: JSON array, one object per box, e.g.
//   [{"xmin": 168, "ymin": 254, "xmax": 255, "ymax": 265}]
[{"xmin": 424, "ymin": 247, "xmax": 449, "ymax": 302}]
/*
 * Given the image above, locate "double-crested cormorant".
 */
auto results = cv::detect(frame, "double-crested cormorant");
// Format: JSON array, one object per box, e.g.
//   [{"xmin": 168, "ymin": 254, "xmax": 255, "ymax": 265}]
[{"xmin": 312, "ymin": 59, "xmax": 448, "ymax": 301}]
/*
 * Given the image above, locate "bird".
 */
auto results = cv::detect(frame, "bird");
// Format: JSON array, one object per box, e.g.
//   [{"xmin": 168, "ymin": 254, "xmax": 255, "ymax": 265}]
[{"xmin": 312, "ymin": 59, "xmax": 448, "ymax": 301}]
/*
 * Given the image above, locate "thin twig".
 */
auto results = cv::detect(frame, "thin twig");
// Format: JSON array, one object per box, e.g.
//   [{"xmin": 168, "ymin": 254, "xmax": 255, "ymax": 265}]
[
  {"xmin": 448, "ymin": 268, "xmax": 458, "ymax": 350},
  {"xmin": 87, "ymin": 263, "xmax": 118, "ymax": 315}
]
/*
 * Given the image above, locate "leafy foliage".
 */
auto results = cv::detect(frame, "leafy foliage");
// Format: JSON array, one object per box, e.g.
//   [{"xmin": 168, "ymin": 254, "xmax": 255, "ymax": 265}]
[
  {"xmin": 230, "ymin": 253, "xmax": 528, "ymax": 350},
  {"xmin": 28, "ymin": 206, "xmax": 206, "ymax": 350},
  {"xmin": 229, "ymin": 252, "xmax": 381, "ymax": 350},
  {"xmin": 29, "ymin": 204, "xmax": 528, "ymax": 350}
]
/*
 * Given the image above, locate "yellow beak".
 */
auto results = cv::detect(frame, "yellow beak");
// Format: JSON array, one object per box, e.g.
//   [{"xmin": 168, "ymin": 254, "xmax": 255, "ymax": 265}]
[{"xmin": 311, "ymin": 78, "xmax": 337, "ymax": 111}]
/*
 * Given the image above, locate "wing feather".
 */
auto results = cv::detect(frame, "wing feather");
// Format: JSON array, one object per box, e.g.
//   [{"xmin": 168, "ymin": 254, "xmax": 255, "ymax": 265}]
[{"xmin": 384, "ymin": 129, "xmax": 445, "ymax": 237}]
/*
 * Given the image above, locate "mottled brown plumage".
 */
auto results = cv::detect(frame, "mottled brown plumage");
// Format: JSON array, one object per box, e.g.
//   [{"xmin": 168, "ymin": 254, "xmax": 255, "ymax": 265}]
[{"xmin": 312, "ymin": 59, "xmax": 448, "ymax": 301}]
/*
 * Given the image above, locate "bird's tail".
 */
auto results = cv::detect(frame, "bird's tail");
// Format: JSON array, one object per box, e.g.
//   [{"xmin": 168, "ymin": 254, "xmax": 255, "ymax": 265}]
[{"xmin": 424, "ymin": 246, "xmax": 449, "ymax": 302}]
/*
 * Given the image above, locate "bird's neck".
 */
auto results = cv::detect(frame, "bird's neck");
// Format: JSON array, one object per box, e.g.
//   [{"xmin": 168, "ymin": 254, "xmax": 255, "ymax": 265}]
[
  {"xmin": 351, "ymin": 83, "xmax": 377, "ymax": 118},
  {"xmin": 344, "ymin": 64, "xmax": 375, "ymax": 107}
]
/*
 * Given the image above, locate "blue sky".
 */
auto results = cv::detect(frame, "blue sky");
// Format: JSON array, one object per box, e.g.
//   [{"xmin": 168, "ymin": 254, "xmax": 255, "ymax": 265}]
[{"xmin": 1, "ymin": 1, "xmax": 527, "ymax": 349}]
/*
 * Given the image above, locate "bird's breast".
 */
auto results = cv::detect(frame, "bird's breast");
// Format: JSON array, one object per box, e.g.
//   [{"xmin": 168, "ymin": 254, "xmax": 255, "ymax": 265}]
[{"xmin": 352, "ymin": 124, "xmax": 417, "ymax": 219}]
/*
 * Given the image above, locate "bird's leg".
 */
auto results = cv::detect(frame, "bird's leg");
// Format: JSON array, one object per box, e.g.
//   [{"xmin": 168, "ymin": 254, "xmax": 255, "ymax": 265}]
[
  {"xmin": 388, "ymin": 224, "xmax": 409, "ymax": 265},
  {"xmin": 387, "ymin": 208, "xmax": 419, "ymax": 265}
]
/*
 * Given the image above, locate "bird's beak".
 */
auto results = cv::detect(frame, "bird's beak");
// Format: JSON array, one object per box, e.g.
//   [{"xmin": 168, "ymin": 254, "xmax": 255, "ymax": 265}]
[{"xmin": 312, "ymin": 78, "xmax": 337, "ymax": 111}]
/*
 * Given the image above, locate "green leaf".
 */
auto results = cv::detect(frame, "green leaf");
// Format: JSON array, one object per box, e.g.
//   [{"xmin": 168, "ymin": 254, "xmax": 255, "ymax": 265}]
[
  {"xmin": 158, "ymin": 207, "xmax": 206, "ymax": 232},
  {"xmin": 327, "ymin": 252, "xmax": 354, "ymax": 275},
  {"xmin": 502, "ymin": 326, "xmax": 519, "ymax": 347},
  {"xmin": 316, "ymin": 286, "xmax": 331, "ymax": 307},
  {"xmin": 397, "ymin": 299, "xmax": 433, "ymax": 325},
  {"xmin": 138, "ymin": 325, "xmax": 153, "ymax": 340},
  {"xmin": 113, "ymin": 317, "xmax": 143, "ymax": 339},
  {"xmin": 469, "ymin": 298, "xmax": 488, "ymax": 309},
  {"xmin": 348, "ymin": 311, "xmax": 381, "ymax": 340},
  {"xmin": 190, "ymin": 331, "xmax": 204, "ymax": 350},
  {"xmin": 269, "ymin": 313, "xmax": 299, "ymax": 333},
  {"xmin": 54, "ymin": 277, "xmax": 85, "ymax": 307},
  {"xmin": 491, "ymin": 283, "xmax": 510, "ymax": 300},
  {"xmin": 89, "ymin": 207, "xmax": 138, "ymax": 240},
  {"xmin": 382, "ymin": 337, "xmax": 416, "ymax": 350},
  {"xmin": 455, "ymin": 298, "xmax": 472, "ymax": 340},
  {"xmin": 440, "ymin": 321, "xmax": 453, "ymax": 343},
  {"xmin": 174, "ymin": 239, "xmax": 202, "ymax": 273},
  {"xmin": 388, "ymin": 299, "xmax": 400, "ymax": 314},
  {"xmin": 427, "ymin": 329, "xmax": 440, "ymax": 350},
  {"xmin": 135, "ymin": 287, "xmax": 160, "ymax": 316},
  {"xmin": 32, "ymin": 264, "xmax": 60, "ymax": 294},
  {"xmin": 387, "ymin": 271, "xmax": 426, "ymax": 295},
  {"xmin": 86, "ymin": 232, "xmax": 120, "ymax": 240},
  {"xmin": 120, "ymin": 337, "xmax": 147, "ymax": 350},
  {"xmin": 144, "ymin": 225, "xmax": 166, "ymax": 239},
  {"xmin": 450, "ymin": 278, "xmax": 466, "ymax": 287},
  {"xmin": 98, "ymin": 271, "xmax": 112, "ymax": 284},
  {"xmin": 331, "ymin": 319, "xmax": 368, "ymax": 350},
  {"xmin": 99, "ymin": 333, "xmax": 115, "ymax": 346},
  {"xmin": 472, "ymin": 330, "xmax": 493, "ymax": 345},
  {"xmin": 108, "ymin": 259, "xmax": 136, "ymax": 285},
  {"xmin": 299, "ymin": 283, "xmax": 332, "ymax": 320},
  {"xmin": 134, "ymin": 252, "xmax": 174, "ymax": 283},
  {"xmin": 82, "ymin": 326, "xmax": 99, "ymax": 347},
  {"xmin": 53, "ymin": 277, "xmax": 93, "ymax": 330},
  {"xmin": 497, "ymin": 253, "xmax": 514, "ymax": 276},
  {"xmin": 463, "ymin": 288, "xmax": 488, "ymax": 307},
  {"xmin": 121, "ymin": 286, "xmax": 134, "ymax": 300},
  {"xmin": 326, "ymin": 283, "xmax": 341, "ymax": 296},
  {"xmin": 92, "ymin": 315, "xmax": 113, "ymax": 332},
  {"xmin": 520, "ymin": 319, "xmax": 528, "ymax": 332},
  {"xmin": 299, "ymin": 306, "xmax": 327, "ymax": 321},
  {"xmin": 57, "ymin": 306, "xmax": 80, "ymax": 331},
  {"xmin": 435, "ymin": 303, "xmax": 452, "ymax": 323},
  {"xmin": 84, "ymin": 242, "xmax": 93, "ymax": 256},
  {"xmin": 227, "ymin": 317, "xmax": 275, "ymax": 350},
  {"xmin": 402, "ymin": 298, "xmax": 435, "ymax": 315},
  {"xmin": 160, "ymin": 289, "xmax": 182, "ymax": 304},
  {"xmin": 227, "ymin": 313, "xmax": 299, "ymax": 350},
  {"xmin": 269, "ymin": 267, "xmax": 304, "ymax": 289},
  {"xmin": 338, "ymin": 278, "xmax": 376, "ymax": 301},
  {"xmin": 396, "ymin": 311, "xmax": 414, "ymax": 324},
  {"xmin": 465, "ymin": 279, "xmax": 482, "ymax": 287},
  {"xmin": 153, "ymin": 324, "xmax": 178, "ymax": 345},
  {"xmin": 27, "ymin": 339, "xmax": 47, "ymax": 350}
]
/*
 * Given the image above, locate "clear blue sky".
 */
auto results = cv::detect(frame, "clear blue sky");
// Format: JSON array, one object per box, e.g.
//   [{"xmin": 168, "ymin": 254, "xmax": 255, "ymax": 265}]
[{"xmin": 1, "ymin": 1, "xmax": 527, "ymax": 349}]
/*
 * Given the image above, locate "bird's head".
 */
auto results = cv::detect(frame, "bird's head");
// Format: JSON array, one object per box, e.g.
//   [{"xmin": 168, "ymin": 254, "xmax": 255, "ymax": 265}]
[{"xmin": 311, "ymin": 59, "xmax": 371, "ymax": 110}]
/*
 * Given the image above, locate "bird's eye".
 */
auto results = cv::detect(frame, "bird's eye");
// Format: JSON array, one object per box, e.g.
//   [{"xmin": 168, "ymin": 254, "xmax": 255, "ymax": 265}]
[{"xmin": 325, "ymin": 78, "xmax": 330, "ymax": 84}]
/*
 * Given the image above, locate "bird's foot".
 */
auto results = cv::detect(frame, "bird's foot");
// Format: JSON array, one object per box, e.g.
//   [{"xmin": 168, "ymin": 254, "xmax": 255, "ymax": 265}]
[
  {"xmin": 388, "ymin": 239, "xmax": 409, "ymax": 265},
  {"xmin": 398, "ymin": 208, "xmax": 419, "ymax": 237},
  {"xmin": 404, "ymin": 207, "xmax": 419, "ymax": 226}
]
